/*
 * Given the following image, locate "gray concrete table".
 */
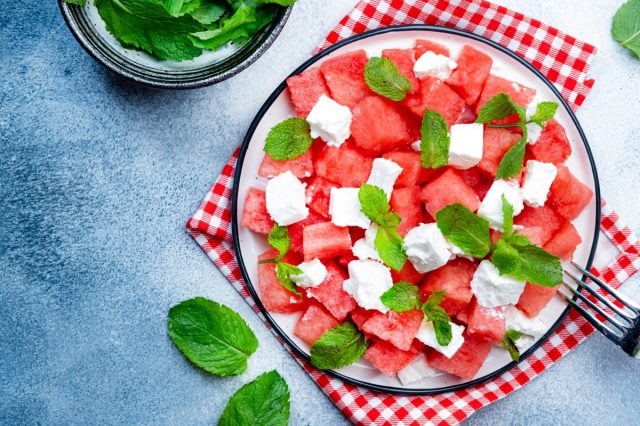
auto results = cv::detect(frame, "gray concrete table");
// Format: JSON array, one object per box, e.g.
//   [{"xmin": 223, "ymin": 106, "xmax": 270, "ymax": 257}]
[{"xmin": 1, "ymin": 0, "xmax": 639, "ymax": 424}]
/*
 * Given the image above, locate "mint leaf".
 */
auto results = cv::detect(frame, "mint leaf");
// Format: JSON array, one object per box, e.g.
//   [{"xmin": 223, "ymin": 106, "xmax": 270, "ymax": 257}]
[
  {"xmin": 380, "ymin": 282, "xmax": 420, "ymax": 312},
  {"xmin": 436, "ymin": 203, "xmax": 491, "ymax": 258},
  {"xmin": 257, "ymin": 0, "xmax": 297, "ymax": 5},
  {"xmin": 261, "ymin": 225, "xmax": 302, "ymax": 296},
  {"xmin": 422, "ymin": 290, "xmax": 451, "ymax": 346},
  {"xmin": 374, "ymin": 222, "xmax": 407, "ymax": 272},
  {"xmin": 364, "ymin": 57, "xmax": 412, "ymax": 101},
  {"xmin": 528, "ymin": 101, "xmax": 558, "ymax": 127},
  {"xmin": 496, "ymin": 131, "xmax": 527, "ymax": 179},
  {"xmin": 501, "ymin": 194, "xmax": 514, "ymax": 238},
  {"xmin": 63, "ymin": 0, "xmax": 87, "ymax": 5},
  {"xmin": 262, "ymin": 117, "xmax": 313, "ymax": 161},
  {"xmin": 268, "ymin": 224, "xmax": 290, "ymax": 259},
  {"xmin": 612, "ymin": 0, "xmax": 640, "ymax": 59},
  {"xmin": 424, "ymin": 290, "xmax": 446, "ymax": 309},
  {"xmin": 476, "ymin": 93, "xmax": 526, "ymax": 123},
  {"xmin": 310, "ymin": 322, "xmax": 368, "ymax": 370},
  {"xmin": 501, "ymin": 329, "xmax": 524, "ymax": 361},
  {"xmin": 420, "ymin": 110, "xmax": 450, "ymax": 169},
  {"xmin": 492, "ymin": 239, "xmax": 563, "ymax": 287},
  {"xmin": 190, "ymin": 1, "xmax": 226, "ymax": 25},
  {"xmin": 358, "ymin": 184, "xmax": 389, "ymax": 224},
  {"xmin": 163, "ymin": 0, "xmax": 202, "ymax": 17},
  {"xmin": 218, "ymin": 370, "xmax": 290, "ymax": 426},
  {"xmin": 275, "ymin": 262, "xmax": 302, "ymax": 296},
  {"xmin": 167, "ymin": 297, "xmax": 258, "ymax": 376}
]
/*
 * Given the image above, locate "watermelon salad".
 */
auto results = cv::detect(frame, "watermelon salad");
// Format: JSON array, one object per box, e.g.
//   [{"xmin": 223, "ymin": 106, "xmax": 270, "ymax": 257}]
[{"xmin": 241, "ymin": 39, "xmax": 593, "ymax": 385}]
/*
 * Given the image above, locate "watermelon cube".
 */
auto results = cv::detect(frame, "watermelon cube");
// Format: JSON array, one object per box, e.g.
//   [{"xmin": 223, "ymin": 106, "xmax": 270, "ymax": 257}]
[
  {"xmin": 286, "ymin": 67, "xmax": 329, "ymax": 117},
  {"xmin": 350, "ymin": 307, "xmax": 374, "ymax": 329},
  {"xmin": 382, "ymin": 151, "xmax": 422, "ymax": 187},
  {"xmin": 382, "ymin": 48, "xmax": 419, "ymax": 94},
  {"xmin": 258, "ymin": 150, "xmax": 314, "ymax": 179},
  {"xmin": 294, "ymin": 302, "xmax": 339, "ymax": 345},
  {"xmin": 302, "ymin": 222, "xmax": 352, "ymax": 261},
  {"xmin": 478, "ymin": 127, "xmax": 521, "ymax": 178},
  {"xmin": 427, "ymin": 332, "xmax": 492, "ymax": 380},
  {"xmin": 337, "ymin": 252, "xmax": 357, "ymax": 269},
  {"xmin": 544, "ymin": 220, "xmax": 582, "ymax": 260},
  {"xmin": 306, "ymin": 261, "xmax": 356, "ymax": 321},
  {"xmin": 460, "ymin": 167, "xmax": 492, "ymax": 200},
  {"xmin": 446, "ymin": 45, "xmax": 493, "ymax": 105},
  {"xmin": 419, "ymin": 258, "xmax": 477, "ymax": 316},
  {"xmin": 314, "ymin": 141, "xmax": 374, "ymax": 187},
  {"xmin": 519, "ymin": 226, "xmax": 545, "ymax": 247},
  {"xmin": 351, "ymin": 96, "xmax": 412, "ymax": 153},
  {"xmin": 514, "ymin": 205, "xmax": 564, "ymax": 245},
  {"xmin": 391, "ymin": 260, "xmax": 426, "ymax": 285},
  {"xmin": 402, "ymin": 77, "xmax": 465, "ymax": 126},
  {"xmin": 419, "ymin": 168, "xmax": 480, "ymax": 217},
  {"xmin": 466, "ymin": 299, "xmax": 506, "ymax": 343},
  {"xmin": 258, "ymin": 249, "xmax": 307, "ymax": 313},
  {"xmin": 475, "ymin": 75, "xmax": 536, "ymax": 125},
  {"xmin": 305, "ymin": 176, "xmax": 338, "ymax": 218},
  {"xmin": 456, "ymin": 306, "xmax": 470, "ymax": 324},
  {"xmin": 361, "ymin": 309, "xmax": 423, "ymax": 351},
  {"xmin": 288, "ymin": 211, "xmax": 325, "ymax": 254},
  {"xmin": 548, "ymin": 165, "xmax": 593, "ymax": 220},
  {"xmin": 241, "ymin": 187, "xmax": 274, "ymax": 235},
  {"xmin": 320, "ymin": 50, "xmax": 372, "ymax": 108},
  {"xmin": 517, "ymin": 283, "xmax": 559, "ymax": 317},
  {"xmin": 390, "ymin": 186, "xmax": 424, "ymax": 237},
  {"xmin": 365, "ymin": 339, "xmax": 420, "ymax": 376},
  {"xmin": 528, "ymin": 119, "xmax": 572, "ymax": 164},
  {"xmin": 415, "ymin": 39, "xmax": 450, "ymax": 58}
]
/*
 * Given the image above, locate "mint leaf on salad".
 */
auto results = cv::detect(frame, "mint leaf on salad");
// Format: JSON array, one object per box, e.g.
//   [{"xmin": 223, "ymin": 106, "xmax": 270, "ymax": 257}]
[
  {"xmin": 423, "ymin": 290, "xmax": 452, "ymax": 346},
  {"xmin": 263, "ymin": 117, "xmax": 313, "ymax": 161},
  {"xmin": 420, "ymin": 110, "xmax": 450, "ymax": 169},
  {"xmin": 380, "ymin": 282, "xmax": 422, "ymax": 312},
  {"xmin": 261, "ymin": 224, "xmax": 302, "ymax": 296},
  {"xmin": 436, "ymin": 203, "xmax": 491, "ymax": 259},
  {"xmin": 501, "ymin": 329, "xmax": 524, "ymax": 361},
  {"xmin": 364, "ymin": 57, "xmax": 412, "ymax": 101},
  {"xmin": 475, "ymin": 93, "xmax": 526, "ymax": 124},
  {"xmin": 267, "ymin": 224, "xmax": 290, "ymax": 259},
  {"xmin": 529, "ymin": 101, "xmax": 559, "ymax": 127},
  {"xmin": 612, "ymin": 0, "xmax": 640, "ymax": 59},
  {"xmin": 310, "ymin": 322, "xmax": 368, "ymax": 370},
  {"xmin": 496, "ymin": 131, "xmax": 527, "ymax": 179}
]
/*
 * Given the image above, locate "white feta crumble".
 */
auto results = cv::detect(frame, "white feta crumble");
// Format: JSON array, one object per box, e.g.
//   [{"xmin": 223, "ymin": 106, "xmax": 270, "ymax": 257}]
[
  {"xmin": 352, "ymin": 223, "xmax": 381, "ymax": 261},
  {"xmin": 504, "ymin": 305, "xmax": 547, "ymax": 338},
  {"xmin": 367, "ymin": 158, "xmax": 403, "ymax": 199},
  {"xmin": 306, "ymin": 94, "xmax": 352, "ymax": 147},
  {"xmin": 403, "ymin": 223, "xmax": 451, "ymax": 273},
  {"xmin": 411, "ymin": 140, "xmax": 421, "ymax": 152},
  {"xmin": 447, "ymin": 240, "xmax": 473, "ymax": 261},
  {"xmin": 521, "ymin": 160, "xmax": 557, "ymax": 208},
  {"xmin": 413, "ymin": 51, "xmax": 458, "ymax": 80},
  {"xmin": 470, "ymin": 260, "xmax": 526, "ymax": 308},
  {"xmin": 343, "ymin": 260, "xmax": 393, "ymax": 313},
  {"xmin": 397, "ymin": 353, "xmax": 436, "ymax": 385},
  {"xmin": 477, "ymin": 180, "xmax": 525, "ymax": 231},
  {"xmin": 514, "ymin": 335, "xmax": 536, "ymax": 352},
  {"xmin": 447, "ymin": 123, "xmax": 484, "ymax": 170},
  {"xmin": 329, "ymin": 187, "xmax": 371, "ymax": 229},
  {"xmin": 416, "ymin": 319, "xmax": 465, "ymax": 358},
  {"xmin": 290, "ymin": 258, "xmax": 328, "ymax": 288},
  {"xmin": 265, "ymin": 170, "xmax": 309, "ymax": 226}
]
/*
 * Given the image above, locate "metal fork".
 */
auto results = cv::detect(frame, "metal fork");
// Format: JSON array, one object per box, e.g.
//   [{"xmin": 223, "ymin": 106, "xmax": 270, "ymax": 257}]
[{"xmin": 561, "ymin": 261, "xmax": 640, "ymax": 357}]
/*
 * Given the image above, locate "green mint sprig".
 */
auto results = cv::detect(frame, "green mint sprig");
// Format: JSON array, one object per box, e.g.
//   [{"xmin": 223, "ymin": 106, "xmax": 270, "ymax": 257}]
[
  {"xmin": 310, "ymin": 322, "xmax": 368, "ymax": 370},
  {"xmin": 423, "ymin": 290, "xmax": 453, "ymax": 346},
  {"xmin": 420, "ymin": 110, "xmax": 450, "ymax": 169},
  {"xmin": 612, "ymin": 0, "xmax": 640, "ymax": 59},
  {"xmin": 358, "ymin": 184, "xmax": 407, "ymax": 271},
  {"xmin": 501, "ymin": 329, "xmax": 524, "ymax": 361},
  {"xmin": 380, "ymin": 281, "xmax": 422, "ymax": 312},
  {"xmin": 263, "ymin": 117, "xmax": 313, "ymax": 161},
  {"xmin": 260, "ymin": 224, "xmax": 303, "ymax": 296},
  {"xmin": 435, "ymin": 203, "xmax": 492, "ymax": 259},
  {"xmin": 364, "ymin": 57, "xmax": 412, "ymax": 101}
]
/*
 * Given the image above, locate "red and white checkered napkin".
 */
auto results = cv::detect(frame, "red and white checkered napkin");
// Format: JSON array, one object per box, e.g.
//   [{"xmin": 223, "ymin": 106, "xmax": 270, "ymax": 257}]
[{"xmin": 187, "ymin": 1, "xmax": 640, "ymax": 424}]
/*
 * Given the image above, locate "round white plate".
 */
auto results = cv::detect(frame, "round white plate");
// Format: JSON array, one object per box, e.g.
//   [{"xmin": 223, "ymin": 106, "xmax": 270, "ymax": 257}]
[{"xmin": 231, "ymin": 25, "xmax": 600, "ymax": 394}]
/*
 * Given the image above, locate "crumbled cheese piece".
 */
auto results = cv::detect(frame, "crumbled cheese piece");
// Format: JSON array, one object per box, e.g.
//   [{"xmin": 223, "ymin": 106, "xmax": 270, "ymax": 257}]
[
  {"xmin": 448, "ymin": 123, "xmax": 484, "ymax": 170},
  {"xmin": 329, "ymin": 187, "xmax": 371, "ymax": 229},
  {"xmin": 352, "ymin": 223, "xmax": 381, "ymax": 261},
  {"xmin": 343, "ymin": 260, "xmax": 393, "ymax": 313},
  {"xmin": 367, "ymin": 158, "xmax": 403, "ymax": 199},
  {"xmin": 416, "ymin": 319, "xmax": 465, "ymax": 358},
  {"xmin": 306, "ymin": 94, "xmax": 352, "ymax": 147},
  {"xmin": 397, "ymin": 353, "xmax": 437, "ymax": 385},
  {"xmin": 413, "ymin": 51, "xmax": 458, "ymax": 80},
  {"xmin": 504, "ymin": 305, "xmax": 547, "ymax": 338},
  {"xmin": 290, "ymin": 258, "xmax": 328, "ymax": 288},
  {"xmin": 403, "ymin": 223, "xmax": 451, "ymax": 273},
  {"xmin": 477, "ymin": 180, "xmax": 524, "ymax": 231},
  {"xmin": 265, "ymin": 171, "xmax": 309, "ymax": 226},
  {"xmin": 521, "ymin": 160, "xmax": 557, "ymax": 207},
  {"xmin": 471, "ymin": 260, "xmax": 526, "ymax": 308}
]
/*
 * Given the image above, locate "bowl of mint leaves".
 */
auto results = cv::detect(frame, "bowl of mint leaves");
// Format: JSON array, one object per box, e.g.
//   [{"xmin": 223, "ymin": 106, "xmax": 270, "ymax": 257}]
[{"xmin": 59, "ymin": 0, "xmax": 294, "ymax": 89}]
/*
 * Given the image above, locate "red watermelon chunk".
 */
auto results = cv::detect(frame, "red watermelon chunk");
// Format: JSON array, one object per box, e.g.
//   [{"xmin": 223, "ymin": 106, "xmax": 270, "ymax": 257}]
[
  {"xmin": 307, "ymin": 261, "xmax": 356, "ymax": 321},
  {"xmin": 303, "ymin": 222, "xmax": 352, "ymax": 262},
  {"xmin": 258, "ymin": 151, "xmax": 314, "ymax": 179},
  {"xmin": 362, "ymin": 309, "xmax": 423, "ymax": 351},
  {"xmin": 514, "ymin": 205, "xmax": 564, "ymax": 246},
  {"xmin": 475, "ymin": 75, "xmax": 536, "ymax": 125},
  {"xmin": 305, "ymin": 175, "xmax": 338, "ymax": 218},
  {"xmin": 402, "ymin": 77, "xmax": 465, "ymax": 126},
  {"xmin": 286, "ymin": 67, "xmax": 329, "ymax": 117},
  {"xmin": 314, "ymin": 141, "xmax": 374, "ymax": 187},
  {"xmin": 294, "ymin": 302, "xmax": 339, "ymax": 345},
  {"xmin": 519, "ymin": 226, "xmax": 545, "ymax": 246},
  {"xmin": 390, "ymin": 186, "xmax": 424, "ymax": 237},
  {"xmin": 351, "ymin": 96, "xmax": 412, "ymax": 154},
  {"xmin": 241, "ymin": 187, "xmax": 274, "ymax": 235},
  {"xmin": 382, "ymin": 48, "xmax": 419, "ymax": 94},
  {"xmin": 460, "ymin": 167, "xmax": 493, "ymax": 200},
  {"xmin": 419, "ymin": 258, "xmax": 477, "ymax": 316},
  {"xmin": 288, "ymin": 211, "xmax": 325, "ymax": 254},
  {"xmin": 337, "ymin": 253, "xmax": 356, "ymax": 269},
  {"xmin": 528, "ymin": 119, "xmax": 572, "ymax": 164},
  {"xmin": 350, "ymin": 307, "xmax": 375, "ymax": 333},
  {"xmin": 382, "ymin": 151, "xmax": 422, "ymax": 187},
  {"xmin": 420, "ymin": 168, "xmax": 480, "ymax": 217},
  {"xmin": 548, "ymin": 165, "xmax": 593, "ymax": 220},
  {"xmin": 517, "ymin": 283, "xmax": 559, "ymax": 317},
  {"xmin": 415, "ymin": 39, "xmax": 450, "ymax": 58},
  {"xmin": 258, "ymin": 249, "xmax": 307, "ymax": 313},
  {"xmin": 391, "ymin": 261, "xmax": 426, "ymax": 285},
  {"xmin": 544, "ymin": 220, "xmax": 582, "ymax": 260},
  {"xmin": 365, "ymin": 339, "xmax": 420, "ymax": 376},
  {"xmin": 320, "ymin": 50, "xmax": 372, "ymax": 108},
  {"xmin": 478, "ymin": 127, "xmax": 521, "ymax": 178},
  {"xmin": 427, "ymin": 332, "xmax": 492, "ymax": 380},
  {"xmin": 466, "ymin": 299, "xmax": 506, "ymax": 343},
  {"xmin": 446, "ymin": 45, "xmax": 493, "ymax": 105}
]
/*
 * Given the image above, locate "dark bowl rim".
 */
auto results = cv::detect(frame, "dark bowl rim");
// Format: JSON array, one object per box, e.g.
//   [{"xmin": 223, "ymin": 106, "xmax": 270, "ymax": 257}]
[
  {"xmin": 57, "ymin": 1, "xmax": 293, "ymax": 90},
  {"xmin": 231, "ymin": 24, "xmax": 601, "ymax": 395}
]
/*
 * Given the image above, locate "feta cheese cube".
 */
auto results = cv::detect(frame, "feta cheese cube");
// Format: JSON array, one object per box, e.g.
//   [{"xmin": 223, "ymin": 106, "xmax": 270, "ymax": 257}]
[
  {"xmin": 470, "ymin": 260, "xmax": 526, "ymax": 308},
  {"xmin": 413, "ymin": 51, "xmax": 458, "ymax": 80},
  {"xmin": 329, "ymin": 187, "xmax": 371, "ymax": 229},
  {"xmin": 416, "ymin": 319, "xmax": 465, "ymax": 358},
  {"xmin": 343, "ymin": 260, "xmax": 393, "ymax": 313},
  {"xmin": 367, "ymin": 158, "xmax": 403, "ymax": 199},
  {"xmin": 521, "ymin": 160, "xmax": 557, "ymax": 207},
  {"xmin": 411, "ymin": 139, "xmax": 421, "ymax": 152},
  {"xmin": 352, "ymin": 223, "xmax": 381, "ymax": 261},
  {"xmin": 403, "ymin": 223, "xmax": 451, "ymax": 273},
  {"xmin": 448, "ymin": 123, "xmax": 484, "ymax": 169},
  {"xmin": 397, "ymin": 353, "xmax": 436, "ymax": 385},
  {"xmin": 514, "ymin": 334, "xmax": 536, "ymax": 352},
  {"xmin": 306, "ymin": 94, "xmax": 352, "ymax": 147},
  {"xmin": 504, "ymin": 305, "xmax": 547, "ymax": 338},
  {"xmin": 290, "ymin": 258, "xmax": 328, "ymax": 288},
  {"xmin": 265, "ymin": 171, "xmax": 309, "ymax": 226},
  {"xmin": 477, "ymin": 180, "xmax": 524, "ymax": 231}
]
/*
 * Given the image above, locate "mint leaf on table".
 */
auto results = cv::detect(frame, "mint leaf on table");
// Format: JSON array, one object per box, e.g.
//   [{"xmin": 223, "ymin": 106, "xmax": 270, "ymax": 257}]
[
  {"xmin": 529, "ymin": 101, "xmax": 559, "ymax": 127},
  {"xmin": 364, "ymin": 57, "xmax": 412, "ymax": 101},
  {"xmin": 612, "ymin": 0, "xmax": 640, "ymax": 58},
  {"xmin": 63, "ymin": 0, "xmax": 87, "ymax": 5},
  {"xmin": 476, "ymin": 93, "xmax": 526, "ymax": 124},
  {"xmin": 436, "ymin": 203, "xmax": 491, "ymax": 258},
  {"xmin": 262, "ymin": 117, "xmax": 313, "ymax": 161},
  {"xmin": 501, "ymin": 329, "xmax": 524, "ymax": 361},
  {"xmin": 380, "ymin": 282, "xmax": 421, "ymax": 312},
  {"xmin": 423, "ymin": 291, "xmax": 452, "ymax": 346},
  {"xmin": 167, "ymin": 297, "xmax": 258, "ymax": 376},
  {"xmin": 218, "ymin": 370, "xmax": 290, "ymax": 426},
  {"xmin": 492, "ymin": 238, "xmax": 563, "ymax": 287},
  {"xmin": 310, "ymin": 322, "xmax": 368, "ymax": 370},
  {"xmin": 420, "ymin": 110, "xmax": 450, "ymax": 169}
]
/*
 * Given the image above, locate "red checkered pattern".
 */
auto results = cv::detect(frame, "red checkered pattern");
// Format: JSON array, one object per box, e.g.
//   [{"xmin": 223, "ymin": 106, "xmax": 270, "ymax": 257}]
[{"xmin": 186, "ymin": 1, "xmax": 637, "ymax": 424}]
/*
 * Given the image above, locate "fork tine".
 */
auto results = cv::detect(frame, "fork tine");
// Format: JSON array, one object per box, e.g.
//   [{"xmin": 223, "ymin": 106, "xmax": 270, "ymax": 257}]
[
  {"xmin": 570, "ymin": 261, "xmax": 640, "ymax": 312},
  {"xmin": 561, "ymin": 283, "xmax": 628, "ymax": 332},
  {"xmin": 563, "ymin": 295, "xmax": 623, "ymax": 343}
]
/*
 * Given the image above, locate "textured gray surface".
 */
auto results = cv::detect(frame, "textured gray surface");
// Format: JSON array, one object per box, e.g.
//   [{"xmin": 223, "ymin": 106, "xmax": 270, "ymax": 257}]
[{"xmin": 0, "ymin": 0, "xmax": 639, "ymax": 425}]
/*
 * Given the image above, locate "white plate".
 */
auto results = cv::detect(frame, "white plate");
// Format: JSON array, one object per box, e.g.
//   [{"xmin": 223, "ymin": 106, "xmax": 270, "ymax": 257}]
[{"xmin": 231, "ymin": 26, "xmax": 600, "ymax": 394}]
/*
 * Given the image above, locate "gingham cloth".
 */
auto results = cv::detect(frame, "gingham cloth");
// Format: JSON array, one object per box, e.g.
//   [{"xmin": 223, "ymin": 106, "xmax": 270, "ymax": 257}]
[{"xmin": 187, "ymin": 1, "xmax": 640, "ymax": 424}]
